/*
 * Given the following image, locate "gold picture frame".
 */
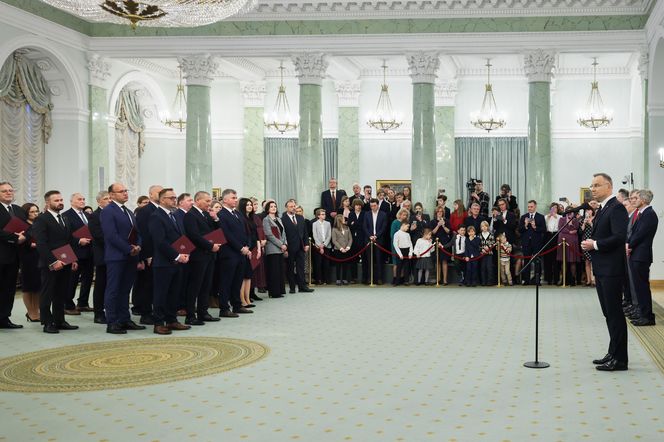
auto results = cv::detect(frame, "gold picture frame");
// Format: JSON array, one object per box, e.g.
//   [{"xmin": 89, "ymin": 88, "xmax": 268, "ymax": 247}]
[
  {"xmin": 376, "ymin": 180, "xmax": 411, "ymax": 195},
  {"xmin": 212, "ymin": 187, "xmax": 222, "ymax": 201},
  {"xmin": 580, "ymin": 187, "xmax": 592, "ymax": 204}
]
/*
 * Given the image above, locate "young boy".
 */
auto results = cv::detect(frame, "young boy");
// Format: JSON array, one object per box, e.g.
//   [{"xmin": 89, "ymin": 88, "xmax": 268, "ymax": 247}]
[
  {"xmin": 445, "ymin": 225, "xmax": 467, "ymax": 286},
  {"xmin": 464, "ymin": 226, "xmax": 481, "ymax": 287},
  {"xmin": 497, "ymin": 233, "xmax": 513, "ymax": 286}
]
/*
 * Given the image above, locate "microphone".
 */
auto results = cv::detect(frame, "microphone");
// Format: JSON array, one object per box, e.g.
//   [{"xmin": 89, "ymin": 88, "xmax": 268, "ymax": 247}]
[{"xmin": 563, "ymin": 202, "xmax": 591, "ymax": 214}]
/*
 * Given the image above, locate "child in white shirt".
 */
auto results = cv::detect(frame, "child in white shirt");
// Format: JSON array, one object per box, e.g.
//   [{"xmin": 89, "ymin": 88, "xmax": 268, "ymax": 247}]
[
  {"xmin": 413, "ymin": 228, "xmax": 434, "ymax": 285},
  {"xmin": 393, "ymin": 221, "xmax": 413, "ymax": 286}
]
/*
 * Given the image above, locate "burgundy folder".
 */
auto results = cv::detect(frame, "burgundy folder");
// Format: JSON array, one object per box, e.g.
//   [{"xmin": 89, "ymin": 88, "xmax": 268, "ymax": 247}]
[
  {"xmin": 51, "ymin": 244, "xmax": 78, "ymax": 265},
  {"xmin": 128, "ymin": 227, "xmax": 138, "ymax": 246},
  {"xmin": 2, "ymin": 216, "xmax": 29, "ymax": 234},
  {"xmin": 72, "ymin": 225, "xmax": 92, "ymax": 240},
  {"xmin": 270, "ymin": 226, "xmax": 281, "ymax": 240},
  {"xmin": 250, "ymin": 249, "xmax": 261, "ymax": 270},
  {"xmin": 203, "ymin": 228, "xmax": 227, "ymax": 246},
  {"xmin": 171, "ymin": 235, "xmax": 196, "ymax": 255}
]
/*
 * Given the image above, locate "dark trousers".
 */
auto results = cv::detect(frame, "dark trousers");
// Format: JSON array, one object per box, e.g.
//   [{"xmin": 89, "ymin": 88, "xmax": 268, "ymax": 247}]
[
  {"xmin": 335, "ymin": 252, "xmax": 350, "ymax": 281},
  {"xmin": 178, "ymin": 264, "xmax": 190, "ymax": 310},
  {"xmin": 479, "ymin": 254, "xmax": 494, "ymax": 285},
  {"xmin": 66, "ymin": 257, "xmax": 93, "ymax": 309},
  {"xmin": 465, "ymin": 260, "xmax": 478, "ymax": 285},
  {"xmin": 454, "ymin": 259, "xmax": 466, "ymax": 284},
  {"xmin": 153, "ymin": 265, "xmax": 182, "ymax": 325},
  {"xmin": 395, "ymin": 249, "xmax": 411, "ymax": 284},
  {"xmin": 596, "ymin": 275, "xmax": 628, "ymax": 363},
  {"xmin": 542, "ymin": 232, "xmax": 559, "ymax": 284},
  {"xmin": 630, "ymin": 259, "xmax": 654, "ymax": 321},
  {"xmin": 132, "ymin": 264, "xmax": 153, "ymax": 316},
  {"xmin": 265, "ymin": 254, "xmax": 286, "ymax": 297},
  {"xmin": 623, "ymin": 261, "xmax": 633, "ymax": 306},
  {"xmin": 364, "ymin": 243, "xmax": 383, "ymax": 283},
  {"xmin": 286, "ymin": 249, "xmax": 306, "ymax": 290},
  {"xmin": 186, "ymin": 258, "xmax": 213, "ymax": 318},
  {"xmin": 92, "ymin": 264, "xmax": 106, "ymax": 316},
  {"xmin": 312, "ymin": 248, "xmax": 330, "ymax": 283},
  {"xmin": 105, "ymin": 259, "xmax": 137, "ymax": 326},
  {"xmin": 39, "ymin": 265, "xmax": 72, "ymax": 326},
  {"xmin": 0, "ymin": 261, "xmax": 19, "ymax": 321},
  {"xmin": 219, "ymin": 256, "xmax": 243, "ymax": 311}
]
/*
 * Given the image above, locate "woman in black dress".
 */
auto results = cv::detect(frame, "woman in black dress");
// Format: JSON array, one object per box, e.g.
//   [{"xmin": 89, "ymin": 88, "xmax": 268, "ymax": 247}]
[
  {"xmin": 19, "ymin": 203, "xmax": 40, "ymax": 322},
  {"xmin": 239, "ymin": 198, "xmax": 261, "ymax": 308}
]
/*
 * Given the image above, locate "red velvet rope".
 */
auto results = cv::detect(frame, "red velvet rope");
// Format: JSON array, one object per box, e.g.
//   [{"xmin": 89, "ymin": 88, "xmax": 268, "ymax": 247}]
[
  {"xmin": 373, "ymin": 241, "xmax": 435, "ymax": 259},
  {"xmin": 317, "ymin": 242, "xmax": 371, "ymax": 263}
]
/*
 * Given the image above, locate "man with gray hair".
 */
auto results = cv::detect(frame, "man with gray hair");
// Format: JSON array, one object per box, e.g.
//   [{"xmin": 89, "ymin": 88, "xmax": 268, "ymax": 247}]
[
  {"xmin": 88, "ymin": 190, "xmax": 111, "ymax": 324},
  {"xmin": 62, "ymin": 192, "xmax": 94, "ymax": 314},
  {"xmin": 626, "ymin": 189, "xmax": 658, "ymax": 326}
]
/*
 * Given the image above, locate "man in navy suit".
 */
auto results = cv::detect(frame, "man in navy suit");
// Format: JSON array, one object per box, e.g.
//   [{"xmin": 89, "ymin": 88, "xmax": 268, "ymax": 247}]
[
  {"xmin": 149, "ymin": 188, "xmax": 191, "ymax": 335},
  {"xmin": 133, "ymin": 185, "xmax": 162, "ymax": 325},
  {"xmin": 173, "ymin": 192, "xmax": 193, "ymax": 313},
  {"xmin": 62, "ymin": 193, "xmax": 93, "ymax": 314},
  {"xmin": 363, "ymin": 198, "xmax": 388, "ymax": 284},
  {"xmin": 518, "ymin": 200, "xmax": 547, "ymax": 285},
  {"xmin": 581, "ymin": 173, "xmax": 629, "ymax": 371},
  {"xmin": 218, "ymin": 188, "xmax": 255, "ymax": 316},
  {"xmin": 100, "ymin": 182, "xmax": 145, "ymax": 335},
  {"xmin": 626, "ymin": 189, "xmax": 658, "ymax": 326},
  {"xmin": 0, "ymin": 181, "xmax": 27, "ymax": 329},
  {"xmin": 492, "ymin": 198, "xmax": 518, "ymax": 244},
  {"xmin": 282, "ymin": 199, "xmax": 314, "ymax": 294},
  {"xmin": 88, "ymin": 190, "xmax": 110, "ymax": 324},
  {"xmin": 320, "ymin": 178, "xmax": 346, "ymax": 222}
]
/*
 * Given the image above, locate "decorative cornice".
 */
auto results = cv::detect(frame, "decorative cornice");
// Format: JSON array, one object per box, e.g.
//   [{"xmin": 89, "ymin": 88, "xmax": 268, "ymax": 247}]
[
  {"xmin": 407, "ymin": 52, "xmax": 440, "ymax": 84},
  {"xmin": 241, "ymin": 82, "xmax": 266, "ymax": 107},
  {"xmin": 178, "ymin": 54, "xmax": 219, "ymax": 87},
  {"xmin": 523, "ymin": 49, "xmax": 556, "ymax": 82},
  {"xmin": 638, "ymin": 48, "xmax": 649, "ymax": 80},
  {"xmin": 292, "ymin": 53, "xmax": 328, "ymax": 85},
  {"xmin": 335, "ymin": 81, "xmax": 361, "ymax": 107},
  {"xmin": 435, "ymin": 79, "xmax": 458, "ymax": 107},
  {"xmin": 87, "ymin": 54, "xmax": 111, "ymax": 88}
]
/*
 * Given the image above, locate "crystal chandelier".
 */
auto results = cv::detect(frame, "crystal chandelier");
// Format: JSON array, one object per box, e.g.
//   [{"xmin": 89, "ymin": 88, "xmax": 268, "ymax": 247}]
[
  {"xmin": 163, "ymin": 64, "xmax": 187, "ymax": 132},
  {"xmin": 366, "ymin": 62, "xmax": 402, "ymax": 133},
  {"xmin": 471, "ymin": 59, "xmax": 506, "ymax": 132},
  {"xmin": 577, "ymin": 58, "xmax": 613, "ymax": 131},
  {"xmin": 264, "ymin": 62, "xmax": 298, "ymax": 134},
  {"xmin": 39, "ymin": 1, "xmax": 254, "ymax": 28}
]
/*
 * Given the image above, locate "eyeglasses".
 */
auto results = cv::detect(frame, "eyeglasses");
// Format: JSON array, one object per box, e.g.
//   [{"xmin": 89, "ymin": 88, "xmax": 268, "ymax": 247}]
[
  {"xmin": 589, "ymin": 183, "xmax": 608, "ymax": 189},
  {"xmin": 0, "ymin": 189, "xmax": 14, "ymax": 193},
  {"xmin": 113, "ymin": 189, "xmax": 128, "ymax": 193}
]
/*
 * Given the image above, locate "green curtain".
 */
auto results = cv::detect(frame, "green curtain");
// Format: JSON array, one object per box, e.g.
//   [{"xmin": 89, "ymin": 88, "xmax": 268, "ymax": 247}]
[
  {"xmin": 455, "ymin": 137, "xmax": 528, "ymax": 210},
  {"xmin": 264, "ymin": 137, "xmax": 299, "ymax": 210},
  {"xmin": 0, "ymin": 51, "xmax": 53, "ymax": 142},
  {"xmin": 115, "ymin": 89, "xmax": 145, "ymax": 156},
  {"xmin": 323, "ymin": 137, "xmax": 338, "ymax": 184}
]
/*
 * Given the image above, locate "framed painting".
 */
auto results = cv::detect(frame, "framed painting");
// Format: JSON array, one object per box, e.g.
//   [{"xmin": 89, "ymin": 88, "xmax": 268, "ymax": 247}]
[
  {"xmin": 376, "ymin": 180, "xmax": 411, "ymax": 195},
  {"xmin": 212, "ymin": 187, "xmax": 222, "ymax": 201},
  {"xmin": 580, "ymin": 187, "xmax": 592, "ymax": 204}
]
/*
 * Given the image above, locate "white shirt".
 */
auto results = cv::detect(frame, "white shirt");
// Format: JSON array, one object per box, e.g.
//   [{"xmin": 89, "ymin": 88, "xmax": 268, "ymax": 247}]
[
  {"xmin": 371, "ymin": 210, "xmax": 379, "ymax": 235},
  {"xmin": 455, "ymin": 235, "xmax": 466, "ymax": 254},
  {"xmin": 413, "ymin": 238, "xmax": 432, "ymax": 258},
  {"xmin": 545, "ymin": 214, "xmax": 561, "ymax": 233},
  {"xmin": 47, "ymin": 209, "xmax": 63, "ymax": 223},
  {"xmin": 393, "ymin": 230, "xmax": 413, "ymax": 257}
]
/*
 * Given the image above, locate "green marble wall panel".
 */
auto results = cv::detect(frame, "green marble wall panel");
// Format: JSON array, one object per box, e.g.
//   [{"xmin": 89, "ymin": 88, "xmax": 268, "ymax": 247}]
[
  {"xmin": 298, "ymin": 84, "xmax": 323, "ymax": 213},
  {"xmin": 0, "ymin": 2, "xmax": 647, "ymax": 36},
  {"xmin": 243, "ymin": 107, "xmax": 265, "ymax": 200},
  {"xmin": 434, "ymin": 106, "xmax": 455, "ymax": 201},
  {"xmin": 185, "ymin": 85, "xmax": 212, "ymax": 193},
  {"xmin": 337, "ymin": 106, "xmax": 359, "ymax": 191},
  {"xmin": 88, "ymin": 85, "xmax": 109, "ymax": 199},
  {"xmin": 412, "ymin": 83, "xmax": 436, "ymax": 212},
  {"xmin": 527, "ymin": 81, "xmax": 551, "ymax": 207}
]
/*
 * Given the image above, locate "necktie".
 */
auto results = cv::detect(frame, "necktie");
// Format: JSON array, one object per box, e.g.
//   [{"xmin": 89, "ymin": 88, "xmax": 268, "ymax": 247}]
[
  {"xmin": 632, "ymin": 210, "xmax": 639, "ymax": 225},
  {"xmin": 57, "ymin": 213, "xmax": 65, "ymax": 229},
  {"xmin": 291, "ymin": 215, "xmax": 297, "ymax": 225},
  {"xmin": 332, "ymin": 190, "xmax": 336, "ymax": 204},
  {"xmin": 6, "ymin": 204, "xmax": 13, "ymax": 216},
  {"xmin": 169, "ymin": 212, "xmax": 180, "ymax": 233},
  {"xmin": 79, "ymin": 211, "xmax": 88, "ymax": 225},
  {"xmin": 121, "ymin": 206, "xmax": 133, "ymax": 225}
]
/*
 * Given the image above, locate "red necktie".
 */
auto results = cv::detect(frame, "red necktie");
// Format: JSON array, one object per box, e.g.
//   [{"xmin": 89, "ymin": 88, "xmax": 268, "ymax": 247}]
[{"xmin": 631, "ymin": 210, "xmax": 639, "ymax": 225}]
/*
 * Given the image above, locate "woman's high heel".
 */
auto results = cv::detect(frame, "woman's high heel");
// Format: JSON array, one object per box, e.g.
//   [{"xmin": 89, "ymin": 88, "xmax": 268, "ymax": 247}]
[{"xmin": 25, "ymin": 313, "xmax": 40, "ymax": 322}]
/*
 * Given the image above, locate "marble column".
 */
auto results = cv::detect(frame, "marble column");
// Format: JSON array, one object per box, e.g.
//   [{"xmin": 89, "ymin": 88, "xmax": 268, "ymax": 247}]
[
  {"xmin": 179, "ymin": 54, "xmax": 218, "ymax": 194},
  {"xmin": 434, "ymin": 80, "xmax": 457, "ymax": 202},
  {"xmin": 335, "ymin": 81, "xmax": 360, "ymax": 190},
  {"xmin": 293, "ymin": 53, "xmax": 328, "ymax": 213},
  {"xmin": 407, "ymin": 52, "xmax": 439, "ymax": 212},
  {"xmin": 639, "ymin": 50, "xmax": 649, "ymax": 187},
  {"xmin": 87, "ymin": 54, "xmax": 111, "ymax": 199},
  {"xmin": 241, "ymin": 82, "xmax": 266, "ymax": 200},
  {"xmin": 524, "ymin": 50, "xmax": 555, "ymax": 206}
]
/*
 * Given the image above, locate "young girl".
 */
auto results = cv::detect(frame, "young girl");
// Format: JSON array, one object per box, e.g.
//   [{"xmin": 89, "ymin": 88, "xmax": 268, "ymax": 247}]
[
  {"xmin": 413, "ymin": 228, "xmax": 434, "ymax": 286},
  {"xmin": 430, "ymin": 206, "xmax": 451, "ymax": 285},
  {"xmin": 312, "ymin": 208, "xmax": 331, "ymax": 285},
  {"xmin": 393, "ymin": 221, "xmax": 413, "ymax": 286},
  {"xmin": 478, "ymin": 220, "xmax": 496, "ymax": 286},
  {"xmin": 331, "ymin": 214, "xmax": 353, "ymax": 285},
  {"xmin": 497, "ymin": 233, "xmax": 513, "ymax": 286},
  {"xmin": 464, "ymin": 226, "xmax": 481, "ymax": 287}
]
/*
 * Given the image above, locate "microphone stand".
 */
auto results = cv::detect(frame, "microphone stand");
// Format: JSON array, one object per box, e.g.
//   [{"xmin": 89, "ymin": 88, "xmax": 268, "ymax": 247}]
[{"xmin": 520, "ymin": 211, "xmax": 580, "ymax": 369}]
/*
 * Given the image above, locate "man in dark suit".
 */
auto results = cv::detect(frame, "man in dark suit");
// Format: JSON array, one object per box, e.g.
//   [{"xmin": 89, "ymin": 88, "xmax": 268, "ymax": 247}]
[
  {"xmin": 320, "ymin": 178, "xmax": 347, "ymax": 222},
  {"xmin": 100, "ymin": 182, "xmax": 145, "ymax": 335},
  {"xmin": 518, "ymin": 200, "xmax": 547, "ymax": 285},
  {"xmin": 494, "ymin": 184, "xmax": 519, "ymax": 214},
  {"xmin": 350, "ymin": 183, "xmax": 364, "ymax": 203},
  {"xmin": 62, "ymin": 192, "xmax": 93, "ymax": 314},
  {"xmin": 31, "ymin": 190, "xmax": 79, "ymax": 334},
  {"xmin": 149, "ymin": 188, "xmax": 191, "ymax": 335},
  {"xmin": 492, "ymin": 198, "xmax": 518, "ymax": 244},
  {"xmin": 581, "ymin": 173, "xmax": 629, "ymax": 371},
  {"xmin": 626, "ymin": 189, "xmax": 658, "ymax": 326},
  {"xmin": 183, "ymin": 191, "xmax": 221, "ymax": 325},
  {"xmin": 0, "ymin": 182, "xmax": 27, "ymax": 329},
  {"xmin": 218, "ymin": 188, "xmax": 256, "ymax": 315},
  {"xmin": 133, "ymin": 184, "xmax": 162, "ymax": 325},
  {"xmin": 464, "ymin": 203, "xmax": 486, "ymax": 237},
  {"xmin": 363, "ymin": 198, "xmax": 388, "ymax": 284},
  {"xmin": 88, "ymin": 190, "xmax": 110, "ymax": 324},
  {"xmin": 282, "ymin": 199, "xmax": 314, "ymax": 294},
  {"xmin": 173, "ymin": 192, "xmax": 193, "ymax": 313}
]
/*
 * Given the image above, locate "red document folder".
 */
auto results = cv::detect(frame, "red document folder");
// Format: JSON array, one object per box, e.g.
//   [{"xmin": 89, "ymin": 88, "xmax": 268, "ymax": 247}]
[
  {"xmin": 270, "ymin": 226, "xmax": 281, "ymax": 240},
  {"xmin": 51, "ymin": 244, "xmax": 77, "ymax": 265},
  {"xmin": 128, "ymin": 227, "xmax": 138, "ymax": 245},
  {"xmin": 72, "ymin": 225, "xmax": 92, "ymax": 240},
  {"xmin": 203, "ymin": 228, "xmax": 227, "ymax": 246},
  {"xmin": 250, "ymin": 249, "xmax": 261, "ymax": 270},
  {"xmin": 2, "ymin": 216, "xmax": 29, "ymax": 234},
  {"xmin": 171, "ymin": 235, "xmax": 196, "ymax": 255}
]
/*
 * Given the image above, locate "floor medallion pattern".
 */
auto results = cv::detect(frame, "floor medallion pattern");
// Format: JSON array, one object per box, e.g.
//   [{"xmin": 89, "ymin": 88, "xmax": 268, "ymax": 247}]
[{"xmin": 0, "ymin": 337, "xmax": 269, "ymax": 393}]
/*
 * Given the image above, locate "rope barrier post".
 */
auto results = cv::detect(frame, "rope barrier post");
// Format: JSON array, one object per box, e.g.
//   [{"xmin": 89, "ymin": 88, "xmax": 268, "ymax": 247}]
[
  {"xmin": 564, "ymin": 239, "xmax": 569, "ymax": 287},
  {"xmin": 308, "ymin": 237, "xmax": 313, "ymax": 287},
  {"xmin": 435, "ymin": 239, "xmax": 440, "ymax": 287},
  {"xmin": 497, "ymin": 244, "xmax": 501, "ymax": 288},
  {"xmin": 369, "ymin": 240, "xmax": 375, "ymax": 287}
]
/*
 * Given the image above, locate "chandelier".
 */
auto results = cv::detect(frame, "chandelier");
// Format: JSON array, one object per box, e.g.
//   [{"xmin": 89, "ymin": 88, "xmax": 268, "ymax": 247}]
[
  {"xmin": 264, "ymin": 62, "xmax": 298, "ymax": 134},
  {"xmin": 39, "ymin": 1, "xmax": 254, "ymax": 28},
  {"xmin": 471, "ymin": 59, "xmax": 506, "ymax": 132},
  {"xmin": 366, "ymin": 62, "xmax": 402, "ymax": 133},
  {"xmin": 577, "ymin": 58, "xmax": 613, "ymax": 131},
  {"xmin": 163, "ymin": 64, "xmax": 187, "ymax": 132}
]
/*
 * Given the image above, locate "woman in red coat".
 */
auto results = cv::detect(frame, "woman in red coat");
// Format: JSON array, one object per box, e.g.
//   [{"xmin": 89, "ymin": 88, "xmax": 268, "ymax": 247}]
[{"xmin": 449, "ymin": 199, "xmax": 468, "ymax": 234}]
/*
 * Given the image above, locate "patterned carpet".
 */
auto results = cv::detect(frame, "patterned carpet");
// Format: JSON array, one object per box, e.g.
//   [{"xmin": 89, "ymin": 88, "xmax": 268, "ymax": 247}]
[
  {"xmin": 629, "ymin": 301, "xmax": 664, "ymax": 375},
  {"xmin": 0, "ymin": 337, "xmax": 268, "ymax": 392}
]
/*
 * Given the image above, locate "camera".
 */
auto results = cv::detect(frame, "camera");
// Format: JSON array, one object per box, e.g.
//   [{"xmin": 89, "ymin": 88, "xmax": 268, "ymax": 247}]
[{"xmin": 466, "ymin": 178, "xmax": 479, "ymax": 193}]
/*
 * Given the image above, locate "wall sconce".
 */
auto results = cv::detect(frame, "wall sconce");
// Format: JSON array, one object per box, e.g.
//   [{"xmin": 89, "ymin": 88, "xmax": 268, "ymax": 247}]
[{"xmin": 660, "ymin": 148, "xmax": 664, "ymax": 168}]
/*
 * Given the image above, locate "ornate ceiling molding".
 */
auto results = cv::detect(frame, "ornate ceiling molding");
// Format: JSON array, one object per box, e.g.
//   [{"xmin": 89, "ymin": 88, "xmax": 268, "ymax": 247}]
[
  {"xmin": 240, "ymin": 1, "xmax": 652, "ymax": 21},
  {"xmin": 87, "ymin": 53, "xmax": 111, "ymax": 88}
]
